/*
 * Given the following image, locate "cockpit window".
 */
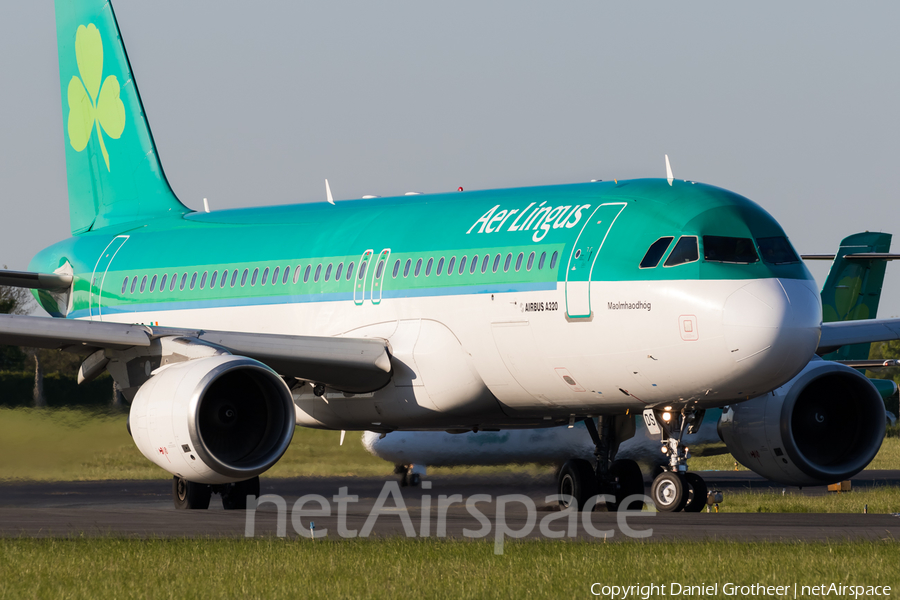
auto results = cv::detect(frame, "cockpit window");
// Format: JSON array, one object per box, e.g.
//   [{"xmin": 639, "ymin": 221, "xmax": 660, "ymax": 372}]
[
  {"xmin": 756, "ymin": 236, "xmax": 800, "ymax": 265},
  {"xmin": 703, "ymin": 236, "xmax": 759, "ymax": 264},
  {"xmin": 664, "ymin": 236, "xmax": 699, "ymax": 267},
  {"xmin": 640, "ymin": 237, "xmax": 674, "ymax": 269}
]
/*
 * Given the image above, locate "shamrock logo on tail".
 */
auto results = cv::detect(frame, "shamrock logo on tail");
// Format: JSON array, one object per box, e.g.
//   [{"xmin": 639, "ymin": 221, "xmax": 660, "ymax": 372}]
[{"xmin": 67, "ymin": 24, "xmax": 126, "ymax": 171}]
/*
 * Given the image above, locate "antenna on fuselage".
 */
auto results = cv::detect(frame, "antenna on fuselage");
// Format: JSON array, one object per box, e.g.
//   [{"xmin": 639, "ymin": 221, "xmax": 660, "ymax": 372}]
[
  {"xmin": 203, "ymin": 198, "xmax": 210, "ymax": 213},
  {"xmin": 665, "ymin": 155, "xmax": 674, "ymax": 186},
  {"xmin": 325, "ymin": 179, "xmax": 335, "ymax": 205}
]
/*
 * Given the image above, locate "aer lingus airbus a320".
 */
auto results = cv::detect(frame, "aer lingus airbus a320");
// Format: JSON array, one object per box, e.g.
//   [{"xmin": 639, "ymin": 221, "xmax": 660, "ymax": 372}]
[{"xmin": 1, "ymin": 0, "xmax": 898, "ymax": 512}]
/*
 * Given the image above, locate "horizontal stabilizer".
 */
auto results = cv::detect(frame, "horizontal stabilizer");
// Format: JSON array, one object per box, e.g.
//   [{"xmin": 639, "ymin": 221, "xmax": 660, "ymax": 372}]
[
  {"xmin": 802, "ymin": 253, "xmax": 900, "ymax": 261},
  {"xmin": 0, "ymin": 270, "xmax": 73, "ymax": 292}
]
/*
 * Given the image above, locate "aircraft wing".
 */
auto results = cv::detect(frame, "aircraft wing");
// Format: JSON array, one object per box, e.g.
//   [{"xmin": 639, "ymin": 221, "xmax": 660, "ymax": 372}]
[
  {"xmin": 0, "ymin": 314, "xmax": 391, "ymax": 393},
  {"xmin": 818, "ymin": 318, "xmax": 900, "ymax": 355}
]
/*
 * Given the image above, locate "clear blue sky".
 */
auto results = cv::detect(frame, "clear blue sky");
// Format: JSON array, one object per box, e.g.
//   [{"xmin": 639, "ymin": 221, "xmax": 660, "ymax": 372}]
[{"xmin": 2, "ymin": 1, "xmax": 898, "ymax": 315}]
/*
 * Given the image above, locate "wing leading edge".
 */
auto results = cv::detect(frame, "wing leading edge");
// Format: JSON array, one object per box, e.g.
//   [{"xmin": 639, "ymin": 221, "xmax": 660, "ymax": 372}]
[
  {"xmin": 0, "ymin": 314, "xmax": 391, "ymax": 394},
  {"xmin": 818, "ymin": 318, "xmax": 900, "ymax": 355}
]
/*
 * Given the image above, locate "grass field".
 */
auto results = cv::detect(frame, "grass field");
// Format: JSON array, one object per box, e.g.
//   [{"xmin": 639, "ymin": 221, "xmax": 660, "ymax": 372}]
[
  {"xmin": 0, "ymin": 407, "xmax": 897, "ymax": 483},
  {"xmin": 0, "ymin": 538, "xmax": 898, "ymax": 600}
]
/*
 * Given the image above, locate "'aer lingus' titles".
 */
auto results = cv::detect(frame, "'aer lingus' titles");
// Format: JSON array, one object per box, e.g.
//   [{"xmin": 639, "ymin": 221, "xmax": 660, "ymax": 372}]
[{"xmin": 467, "ymin": 202, "xmax": 592, "ymax": 242}]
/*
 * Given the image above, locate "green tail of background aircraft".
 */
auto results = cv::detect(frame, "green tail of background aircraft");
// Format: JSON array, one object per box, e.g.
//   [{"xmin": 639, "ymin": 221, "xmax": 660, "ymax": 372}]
[{"xmin": 0, "ymin": 0, "xmax": 899, "ymax": 513}]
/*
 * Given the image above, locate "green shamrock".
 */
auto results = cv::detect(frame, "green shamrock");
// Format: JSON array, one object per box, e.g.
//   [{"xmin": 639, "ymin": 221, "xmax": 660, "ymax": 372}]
[{"xmin": 66, "ymin": 24, "xmax": 126, "ymax": 171}]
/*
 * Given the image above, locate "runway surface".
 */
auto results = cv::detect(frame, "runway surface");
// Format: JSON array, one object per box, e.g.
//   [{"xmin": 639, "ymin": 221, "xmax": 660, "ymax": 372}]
[{"xmin": 2, "ymin": 471, "xmax": 899, "ymax": 542}]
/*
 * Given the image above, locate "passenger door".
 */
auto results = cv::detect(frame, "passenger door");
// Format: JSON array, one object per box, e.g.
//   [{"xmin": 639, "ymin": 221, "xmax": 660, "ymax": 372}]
[
  {"xmin": 90, "ymin": 235, "xmax": 129, "ymax": 321},
  {"xmin": 564, "ymin": 203, "xmax": 626, "ymax": 319}
]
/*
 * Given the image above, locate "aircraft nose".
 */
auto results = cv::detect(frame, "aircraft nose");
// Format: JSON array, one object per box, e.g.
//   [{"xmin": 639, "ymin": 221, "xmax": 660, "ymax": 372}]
[{"xmin": 723, "ymin": 278, "xmax": 821, "ymax": 383}]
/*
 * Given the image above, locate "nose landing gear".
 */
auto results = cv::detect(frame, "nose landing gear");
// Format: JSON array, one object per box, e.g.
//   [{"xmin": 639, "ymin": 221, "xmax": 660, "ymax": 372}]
[{"xmin": 644, "ymin": 407, "xmax": 708, "ymax": 512}]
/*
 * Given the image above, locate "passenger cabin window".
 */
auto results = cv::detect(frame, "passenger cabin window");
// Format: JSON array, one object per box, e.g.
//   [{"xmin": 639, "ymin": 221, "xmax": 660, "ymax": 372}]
[
  {"xmin": 404, "ymin": 259, "xmax": 411, "ymax": 277},
  {"xmin": 210, "ymin": 270, "xmax": 218, "ymax": 288},
  {"xmin": 757, "ymin": 236, "xmax": 800, "ymax": 265},
  {"xmin": 414, "ymin": 259, "xmax": 422, "ymax": 277},
  {"xmin": 376, "ymin": 260, "xmax": 384, "ymax": 279},
  {"xmin": 293, "ymin": 266, "xmax": 302, "ymax": 284},
  {"xmin": 703, "ymin": 236, "xmax": 759, "ymax": 264},
  {"xmin": 539, "ymin": 252, "xmax": 546, "ymax": 270},
  {"xmin": 271, "ymin": 267, "xmax": 279, "ymax": 285},
  {"xmin": 336, "ymin": 263, "xmax": 344, "ymax": 280},
  {"xmin": 425, "ymin": 258, "xmax": 433, "ymax": 277},
  {"xmin": 459, "ymin": 256, "xmax": 467, "ymax": 274},
  {"xmin": 640, "ymin": 237, "xmax": 674, "ymax": 269},
  {"xmin": 200, "ymin": 272, "xmax": 208, "ymax": 289},
  {"xmin": 121, "ymin": 277, "xmax": 128, "ymax": 294},
  {"xmin": 550, "ymin": 251, "xmax": 558, "ymax": 270},
  {"xmin": 664, "ymin": 236, "xmax": 699, "ymax": 267},
  {"xmin": 447, "ymin": 257, "xmax": 455, "ymax": 275},
  {"xmin": 140, "ymin": 276, "xmax": 147, "ymax": 293},
  {"xmin": 314, "ymin": 264, "xmax": 321, "ymax": 282},
  {"xmin": 324, "ymin": 264, "xmax": 332, "ymax": 281},
  {"xmin": 393, "ymin": 260, "xmax": 400, "ymax": 278},
  {"xmin": 346, "ymin": 262, "xmax": 355, "ymax": 280},
  {"xmin": 303, "ymin": 265, "xmax": 311, "ymax": 283},
  {"xmin": 131, "ymin": 278, "xmax": 138, "ymax": 294},
  {"xmin": 515, "ymin": 252, "xmax": 524, "ymax": 272},
  {"xmin": 221, "ymin": 270, "xmax": 228, "ymax": 288},
  {"xmin": 436, "ymin": 257, "xmax": 444, "ymax": 276},
  {"xmin": 170, "ymin": 273, "xmax": 177, "ymax": 291},
  {"xmin": 149, "ymin": 275, "xmax": 157, "ymax": 293},
  {"xmin": 240, "ymin": 270, "xmax": 248, "ymax": 287},
  {"xmin": 251, "ymin": 268, "xmax": 259, "ymax": 286},
  {"xmin": 526, "ymin": 252, "xmax": 534, "ymax": 271},
  {"xmin": 230, "ymin": 270, "xmax": 238, "ymax": 287},
  {"xmin": 190, "ymin": 272, "xmax": 198, "ymax": 289}
]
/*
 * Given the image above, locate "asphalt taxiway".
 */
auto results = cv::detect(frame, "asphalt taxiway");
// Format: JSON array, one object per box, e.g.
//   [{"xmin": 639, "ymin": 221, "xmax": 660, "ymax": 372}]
[{"xmin": 1, "ymin": 471, "xmax": 899, "ymax": 541}]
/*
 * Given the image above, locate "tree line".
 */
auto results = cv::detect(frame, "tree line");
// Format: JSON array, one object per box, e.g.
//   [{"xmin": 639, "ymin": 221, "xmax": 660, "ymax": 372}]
[{"xmin": 0, "ymin": 283, "xmax": 121, "ymax": 409}]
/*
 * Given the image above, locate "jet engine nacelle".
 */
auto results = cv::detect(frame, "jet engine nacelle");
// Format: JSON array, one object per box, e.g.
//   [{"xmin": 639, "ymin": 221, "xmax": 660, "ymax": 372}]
[
  {"xmin": 129, "ymin": 355, "xmax": 295, "ymax": 484},
  {"xmin": 718, "ymin": 359, "xmax": 885, "ymax": 486}
]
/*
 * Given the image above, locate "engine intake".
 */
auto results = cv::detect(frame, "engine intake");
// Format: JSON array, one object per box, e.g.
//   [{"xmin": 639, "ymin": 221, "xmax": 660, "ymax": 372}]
[
  {"xmin": 718, "ymin": 359, "xmax": 885, "ymax": 486},
  {"xmin": 130, "ymin": 355, "xmax": 294, "ymax": 484}
]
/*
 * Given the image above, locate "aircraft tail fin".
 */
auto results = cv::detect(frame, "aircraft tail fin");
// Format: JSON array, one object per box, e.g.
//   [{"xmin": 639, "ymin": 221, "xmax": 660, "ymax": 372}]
[
  {"xmin": 820, "ymin": 232, "xmax": 892, "ymax": 361},
  {"xmin": 55, "ymin": 0, "xmax": 189, "ymax": 235}
]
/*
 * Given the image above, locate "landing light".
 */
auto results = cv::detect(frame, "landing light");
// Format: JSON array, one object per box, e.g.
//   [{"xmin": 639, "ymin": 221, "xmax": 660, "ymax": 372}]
[{"xmin": 662, "ymin": 412, "xmax": 672, "ymax": 422}]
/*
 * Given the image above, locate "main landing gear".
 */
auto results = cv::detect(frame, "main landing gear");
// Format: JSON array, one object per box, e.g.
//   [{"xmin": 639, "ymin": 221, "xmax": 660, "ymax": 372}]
[
  {"xmin": 645, "ymin": 408, "xmax": 707, "ymax": 512},
  {"xmin": 557, "ymin": 415, "xmax": 645, "ymax": 512},
  {"xmin": 395, "ymin": 463, "xmax": 426, "ymax": 487},
  {"xmin": 173, "ymin": 476, "xmax": 260, "ymax": 510}
]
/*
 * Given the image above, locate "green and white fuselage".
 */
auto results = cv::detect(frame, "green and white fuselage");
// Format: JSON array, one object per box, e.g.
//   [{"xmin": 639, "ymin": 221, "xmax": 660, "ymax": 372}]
[{"xmin": 30, "ymin": 178, "xmax": 822, "ymax": 430}]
